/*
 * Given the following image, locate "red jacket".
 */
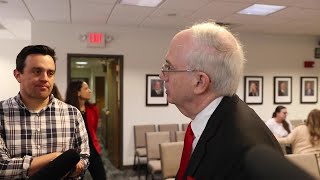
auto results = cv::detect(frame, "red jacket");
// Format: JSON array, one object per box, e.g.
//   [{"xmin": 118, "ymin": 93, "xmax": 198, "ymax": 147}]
[{"xmin": 85, "ymin": 104, "xmax": 101, "ymax": 154}]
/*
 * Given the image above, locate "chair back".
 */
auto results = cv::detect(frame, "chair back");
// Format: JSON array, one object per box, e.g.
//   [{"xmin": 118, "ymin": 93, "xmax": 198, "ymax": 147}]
[
  {"xmin": 134, "ymin": 124, "xmax": 156, "ymax": 148},
  {"xmin": 285, "ymin": 153, "xmax": 320, "ymax": 178},
  {"xmin": 160, "ymin": 142, "xmax": 184, "ymax": 179},
  {"xmin": 181, "ymin": 123, "xmax": 189, "ymax": 131},
  {"xmin": 175, "ymin": 131, "xmax": 186, "ymax": 142},
  {"xmin": 290, "ymin": 119, "xmax": 304, "ymax": 128},
  {"xmin": 158, "ymin": 124, "xmax": 179, "ymax": 142},
  {"xmin": 146, "ymin": 131, "xmax": 170, "ymax": 160}
]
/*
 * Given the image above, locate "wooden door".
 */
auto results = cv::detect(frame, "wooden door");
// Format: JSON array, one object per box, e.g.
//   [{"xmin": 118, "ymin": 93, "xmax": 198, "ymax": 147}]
[
  {"xmin": 106, "ymin": 60, "xmax": 121, "ymax": 168},
  {"xmin": 95, "ymin": 76, "xmax": 105, "ymax": 117}
]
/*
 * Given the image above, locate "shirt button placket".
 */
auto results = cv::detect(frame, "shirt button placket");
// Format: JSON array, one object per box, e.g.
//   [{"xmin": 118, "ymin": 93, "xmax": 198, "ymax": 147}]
[{"xmin": 35, "ymin": 113, "xmax": 41, "ymax": 153}]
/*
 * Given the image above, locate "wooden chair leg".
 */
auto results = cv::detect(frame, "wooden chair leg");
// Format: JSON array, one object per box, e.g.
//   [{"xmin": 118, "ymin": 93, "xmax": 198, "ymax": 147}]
[
  {"xmin": 145, "ymin": 168, "xmax": 149, "ymax": 180},
  {"xmin": 133, "ymin": 153, "xmax": 137, "ymax": 170},
  {"xmin": 137, "ymin": 157, "xmax": 141, "ymax": 179}
]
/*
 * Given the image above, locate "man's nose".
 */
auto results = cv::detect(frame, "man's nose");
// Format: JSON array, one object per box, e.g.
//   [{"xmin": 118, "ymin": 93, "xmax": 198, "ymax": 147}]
[
  {"xmin": 159, "ymin": 71, "xmax": 167, "ymax": 81},
  {"xmin": 39, "ymin": 72, "xmax": 49, "ymax": 81}
]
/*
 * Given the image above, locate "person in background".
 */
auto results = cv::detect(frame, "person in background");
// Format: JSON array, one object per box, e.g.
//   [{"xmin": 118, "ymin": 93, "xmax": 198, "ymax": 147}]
[
  {"xmin": 278, "ymin": 81, "xmax": 288, "ymax": 96},
  {"xmin": 305, "ymin": 81, "xmax": 314, "ymax": 96},
  {"xmin": 277, "ymin": 109, "xmax": 320, "ymax": 154},
  {"xmin": 65, "ymin": 80, "xmax": 107, "ymax": 180},
  {"xmin": 266, "ymin": 106, "xmax": 293, "ymax": 138},
  {"xmin": 0, "ymin": 45, "xmax": 89, "ymax": 179},
  {"xmin": 248, "ymin": 81, "xmax": 259, "ymax": 96},
  {"xmin": 160, "ymin": 22, "xmax": 282, "ymax": 180},
  {"xmin": 151, "ymin": 79, "xmax": 164, "ymax": 97},
  {"xmin": 52, "ymin": 83, "xmax": 63, "ymax": 101}
]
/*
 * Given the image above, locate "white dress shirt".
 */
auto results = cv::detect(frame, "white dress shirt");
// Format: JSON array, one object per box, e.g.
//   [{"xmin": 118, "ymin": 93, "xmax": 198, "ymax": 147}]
[{"xmin": 191, "ymin": 96, "xmax": 223, "ymax": 152}]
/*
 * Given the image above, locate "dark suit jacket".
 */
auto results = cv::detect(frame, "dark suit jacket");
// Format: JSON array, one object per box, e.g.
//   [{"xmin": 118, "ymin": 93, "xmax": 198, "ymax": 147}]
[
  {"xmin": 179, "ymin": 95, "xmax": 282, "ymax": 180},
  {"xmin": 278, "ymin": 89, "xmax": 287, "ymax": 96},
  {"xmin": 248, "ymin": 92, "xmax": 258, "ymax": 96},
  {"xmin": 151, "ymin": 89, "xmax": 164, "ymax": 97},
  {"xmin": 305, "ymin": 89, "xmax": 314, "ymax": 96}
]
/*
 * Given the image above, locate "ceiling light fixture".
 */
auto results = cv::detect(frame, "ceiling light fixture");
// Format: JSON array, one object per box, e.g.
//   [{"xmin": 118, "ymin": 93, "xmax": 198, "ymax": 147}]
[
  {"xmin": 238, "ymin": 4, "xmax": 286, "ymax": 16},
  {"xmin": 75, "ymin": 62, "xmax": 88, "ymax": 65},
  {"xmin": 120, "ymin": 0, "xmax": 163, "ymax": 7}
]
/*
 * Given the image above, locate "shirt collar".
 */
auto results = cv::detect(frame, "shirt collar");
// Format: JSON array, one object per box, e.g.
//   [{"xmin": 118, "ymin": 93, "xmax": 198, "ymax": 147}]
[
  {"xmin": 191, "ymin": 96, "xmax": 223, "ymax": 139},
  {"xmin": 15, "ymin": 93, "xmax": 55, "ymax": 112}
]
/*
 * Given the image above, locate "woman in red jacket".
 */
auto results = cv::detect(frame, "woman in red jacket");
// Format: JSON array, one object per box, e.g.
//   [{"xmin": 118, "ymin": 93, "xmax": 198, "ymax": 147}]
[{"xmin": 65, "ymin": 80, "xmax": 106, "ymax": 180}]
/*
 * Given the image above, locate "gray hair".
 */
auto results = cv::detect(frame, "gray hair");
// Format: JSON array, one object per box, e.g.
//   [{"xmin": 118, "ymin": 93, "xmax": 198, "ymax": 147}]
[{"xmin": 186, "ymin": 22, "xmax": 246, "ymax": 96}]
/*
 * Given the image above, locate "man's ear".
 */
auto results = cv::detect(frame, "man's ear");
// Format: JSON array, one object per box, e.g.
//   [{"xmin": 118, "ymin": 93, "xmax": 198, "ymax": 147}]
[
  {"xmin": 13, "ymin": 69, "xmax": 22, "ymax": 83},
  {"xmin": 193, "ymin": 72, "xmax": 211, "ymax": 94}
]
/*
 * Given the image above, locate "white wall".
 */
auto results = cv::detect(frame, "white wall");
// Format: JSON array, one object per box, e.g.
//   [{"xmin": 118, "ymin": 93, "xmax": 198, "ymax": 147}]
[
  {"xmin": 25, "ymin": 22, "xmax": 320, "ymax": 166},
  {"xmin": 0, "ymin": 39, "xmax": 30, "ymax": 101},
  {"xmin": 237, "ymin": 33, "xmax": 320, "ymax": 121}
]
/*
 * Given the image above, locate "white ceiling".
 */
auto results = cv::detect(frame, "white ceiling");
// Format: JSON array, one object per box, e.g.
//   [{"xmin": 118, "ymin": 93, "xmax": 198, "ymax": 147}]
[{"xmin": 0, "ymin": 0, "xmax": 320, "ymax": 40}]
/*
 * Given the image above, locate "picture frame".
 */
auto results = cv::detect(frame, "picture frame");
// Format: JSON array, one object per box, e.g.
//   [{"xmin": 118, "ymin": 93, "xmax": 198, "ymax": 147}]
[
  {"xmin": 274, "ymin": 76, "xmax": 292, "ymax": 104},
  {"xmin": 300, "ymin": 77, "xmax": 318, "ymax": 104},
  {"xmin": 146, "ymin": 74, "xmax": 168, "ymax": 106},
  {"xmin": 244, "ymin": 76, "xmax": 263, "ymax": 104}
]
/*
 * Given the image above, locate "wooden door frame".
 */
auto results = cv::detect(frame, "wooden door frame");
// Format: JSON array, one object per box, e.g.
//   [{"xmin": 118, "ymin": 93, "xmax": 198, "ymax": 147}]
[{"xmin": 67, "ymin": 53, "xmax": 124, "ymax": 168}]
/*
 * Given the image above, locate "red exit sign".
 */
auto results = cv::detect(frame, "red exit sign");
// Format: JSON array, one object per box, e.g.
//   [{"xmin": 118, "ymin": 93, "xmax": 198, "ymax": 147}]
[{"xmin": 87, "ymin": 32, "xmax": 106, "ymax": 48}]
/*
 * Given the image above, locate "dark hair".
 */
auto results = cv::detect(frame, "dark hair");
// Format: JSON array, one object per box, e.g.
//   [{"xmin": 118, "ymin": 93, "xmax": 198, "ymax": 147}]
[
  {"xmin": 272, "ymin": 106, "xmax": 290, "ymax": 134},
  {"xmin": 65, "ymin": 80, "xmax": 84, "ymax": 110},
  {"xmin": 16, "ymin": 45, "xmax": 56, "ymax": 73},
  {"xmin": 52, "ymin": 83, "xmax": 63, "ymax": 101}
]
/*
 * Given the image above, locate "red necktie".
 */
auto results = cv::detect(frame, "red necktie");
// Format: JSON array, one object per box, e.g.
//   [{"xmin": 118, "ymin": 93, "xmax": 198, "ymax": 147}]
[{"xmin": 177, "ymin": 122, "xmax": 194, "ymax": 180}]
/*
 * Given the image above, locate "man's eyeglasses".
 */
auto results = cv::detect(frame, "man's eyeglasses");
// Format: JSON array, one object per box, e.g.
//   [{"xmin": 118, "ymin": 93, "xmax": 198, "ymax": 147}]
[{"xmin": 161, "ymin": 62, "xmax": 194, "ymax": 73}]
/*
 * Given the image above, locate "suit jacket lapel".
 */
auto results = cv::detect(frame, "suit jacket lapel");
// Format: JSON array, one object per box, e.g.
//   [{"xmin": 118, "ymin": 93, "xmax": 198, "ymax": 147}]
[{"xmin": 184, "ymin": 95, "xmax": 237, "ymax": 178}]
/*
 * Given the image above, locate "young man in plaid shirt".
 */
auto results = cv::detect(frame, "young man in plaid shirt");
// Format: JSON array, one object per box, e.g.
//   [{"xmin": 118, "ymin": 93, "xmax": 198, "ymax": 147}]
[{"xmin": 0, "ymin": 45, "xmax": 90, "ymax": 179}]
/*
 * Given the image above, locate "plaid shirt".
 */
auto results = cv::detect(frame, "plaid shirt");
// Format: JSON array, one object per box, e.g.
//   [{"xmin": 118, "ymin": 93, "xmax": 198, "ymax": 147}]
[{"xmin": 0, "ymin": 94, "xmax": 90, "ymax": 179}]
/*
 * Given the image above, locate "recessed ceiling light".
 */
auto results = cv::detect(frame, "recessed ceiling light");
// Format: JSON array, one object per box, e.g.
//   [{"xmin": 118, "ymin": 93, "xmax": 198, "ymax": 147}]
[
  {"xmin": 238, "ymin": 4, "xmax": 286, "ymax": 16},
  {"xmin": 75, "ymin": 61, "xmax": 88, "ymax": 65},
  {"xmin": 120, "ymin": 0, "xmax": 163, "ymax": 7}
]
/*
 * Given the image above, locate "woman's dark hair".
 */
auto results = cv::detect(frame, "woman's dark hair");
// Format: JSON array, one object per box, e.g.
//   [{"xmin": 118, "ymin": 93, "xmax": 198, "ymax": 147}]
[
  {"xmin": 65, "ymin": 80, "xmax": 84, "ymax": 110},
  {"xmin": 16, "ymin": 45, "xmax": 56, "ymax": 73},
  {"xmin": 306, "ymin": 109, "xmax": 320, "ymax": 145},
  {"xmin": 52, "ymin": 83, "xmax": 63, "ymax": 101},
  {"xmin": 272, "ymin": 105, "xmax": 290, "ymax": 134}
]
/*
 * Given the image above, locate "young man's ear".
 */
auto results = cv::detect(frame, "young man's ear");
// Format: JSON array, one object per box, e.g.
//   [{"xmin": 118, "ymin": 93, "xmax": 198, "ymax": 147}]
[
  {"xmin": 193, "ymin": 72, "xmax": 210, "ymax": 94},
  {"xmin": 13, "ymin": 69, "xmax": 22, "ymax": 83}
]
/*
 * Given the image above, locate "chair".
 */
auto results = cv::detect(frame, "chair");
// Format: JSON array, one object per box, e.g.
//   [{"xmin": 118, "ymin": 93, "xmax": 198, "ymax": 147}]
[
  {"xmin": 158, "ymin": 124, "xmax": 179, "ymax": 142},
  {"xmin": 181, "ymin": 123, "xmax": 189, "ymax": 131},
  {"xmin": 133, "ymin": 124, "xmax": 156, "ymax": 178},
  {"xmin": 290, "ymin": 119, "xmax": 305, "ymax": 129},
  {"xmin": 145, "ymin": 131, "xmax": 170, "ymax": 180},
  {"xmin": 175, "ymin": 131, "xmax": 186, "ymax": 142},
  {"xmin": 280, "ymin": 144, "xmax": 287, "ymax": 155},
  {"xmin": 160, "ymin": 142, "xmax": 184, "ymax": 180},
  {"xmin": 285, "ymin": 153, "xmax": 320, "ymax": 178}
]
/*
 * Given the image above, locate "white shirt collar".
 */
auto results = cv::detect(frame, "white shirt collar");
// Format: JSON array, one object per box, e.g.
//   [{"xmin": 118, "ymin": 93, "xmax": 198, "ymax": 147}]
[{"xmin": 191, "ymin": 96, "xmax": 223, "ymax": 140}]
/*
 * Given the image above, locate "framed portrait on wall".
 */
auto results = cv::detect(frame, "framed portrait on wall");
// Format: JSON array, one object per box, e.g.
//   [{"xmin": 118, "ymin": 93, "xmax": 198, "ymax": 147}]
[
  {"xmin": 146, "ymin": 74, "xmax": 168, "ymax": 106},
  {"xmin": 274, "ymin": 76, "xmax": 292, "ymax": 104},
  {"xmin": 244, "ymin": 76, "xmax": 263, "ymax": 104},
  {"xmin": 300, "ymin": 77, "xmax": 318, "ymax": 104}
]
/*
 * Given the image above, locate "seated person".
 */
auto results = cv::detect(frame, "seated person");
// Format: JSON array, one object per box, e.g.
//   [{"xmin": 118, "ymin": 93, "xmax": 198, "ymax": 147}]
[
  {"xmin": 277, "ymin": 109, "xmax": 320, "ymax": 154},
  {"xmin": 266, "ymin": 106, "xmax": 293, "ymax": 138}
]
